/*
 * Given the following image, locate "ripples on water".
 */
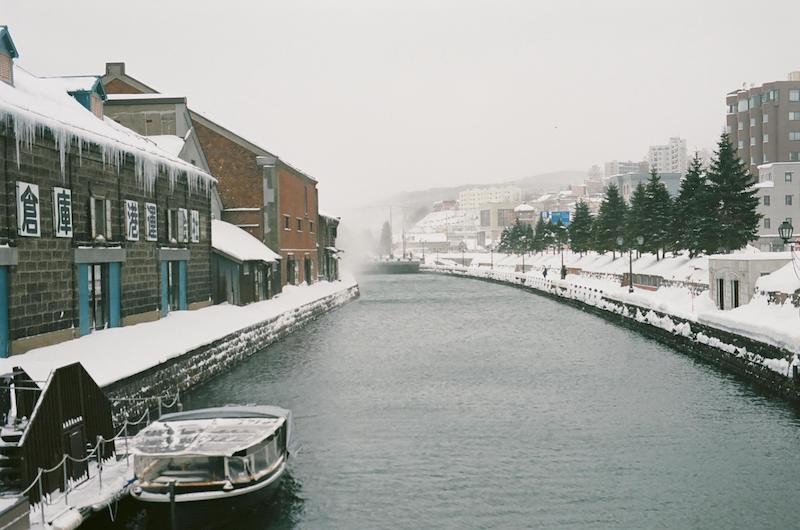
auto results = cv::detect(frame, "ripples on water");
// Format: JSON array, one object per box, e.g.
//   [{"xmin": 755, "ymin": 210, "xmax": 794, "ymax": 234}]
[{"xmin": 104, "ymin": 274, "xmax": 800, "ymax": 529}]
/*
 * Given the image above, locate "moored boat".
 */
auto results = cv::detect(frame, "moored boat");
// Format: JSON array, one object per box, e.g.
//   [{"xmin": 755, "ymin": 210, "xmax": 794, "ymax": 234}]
[{"xmin": 129, "ymin": 406, "xmax": 293, "ymax": 530}]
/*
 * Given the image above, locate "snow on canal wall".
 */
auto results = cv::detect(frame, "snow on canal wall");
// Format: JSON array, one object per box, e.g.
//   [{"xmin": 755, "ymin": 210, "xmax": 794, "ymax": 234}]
[
  {"xmin": 104, "ymin": 282, "xmax": 359, "ymax": 422},
  {"xmin": 427, "ymin": 266, "xmax": 800, "ymax": 402}
]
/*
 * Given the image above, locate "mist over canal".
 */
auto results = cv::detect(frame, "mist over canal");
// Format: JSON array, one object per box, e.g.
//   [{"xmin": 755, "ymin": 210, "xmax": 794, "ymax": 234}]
[{"xmin": 176, "ymin": 274, "xmax": 800, "ymax": 528}]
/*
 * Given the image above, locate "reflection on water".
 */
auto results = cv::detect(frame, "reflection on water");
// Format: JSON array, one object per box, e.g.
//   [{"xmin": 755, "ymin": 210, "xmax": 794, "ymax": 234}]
[{"xmin": 87, "ymin": 274, "xmax": 800, "ymax": 529}]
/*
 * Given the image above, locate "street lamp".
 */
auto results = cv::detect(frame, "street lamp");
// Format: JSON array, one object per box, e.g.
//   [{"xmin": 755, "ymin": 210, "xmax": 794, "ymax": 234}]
[
  {"xmin": 779, "ymin": 220, "xmax": 794, "ymax": 248},
  {"xmin": 628, "ymin": 235, "xmax": 644, "ymax": 293}
]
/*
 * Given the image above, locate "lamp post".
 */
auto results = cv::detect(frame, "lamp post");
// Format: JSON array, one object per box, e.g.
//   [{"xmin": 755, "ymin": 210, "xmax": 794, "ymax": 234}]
[
  {"xmin": 779, "ymin": 220, "xmax": 794, "ymax": 250},
  {"xmin": 627, "ymin": 235, "xmax": 644, "ymax": 293},
  {"xmin": 489, "ymin": 244, "xmax": 494, "ymax": 270}
]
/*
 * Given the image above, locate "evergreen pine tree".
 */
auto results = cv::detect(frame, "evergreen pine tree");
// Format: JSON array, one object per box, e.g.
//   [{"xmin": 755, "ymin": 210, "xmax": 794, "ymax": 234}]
[
  {"xmin": 673, "ymin": 154, "xmax": 710, "ymax": 257},
  {"xmin": 642, "ymin": 170, "xmax": 673, "ymax": 259},
  {"xmin": 705, "ymin": 133, "xmax": 761, "ymax": 253},
  {"xmin": 625, "ymin": 182, "xmax": 647, "ymax": 255},
  {"xmin": 594, "ymin": 184, "xmax": 628, "ymax": 257},
  {"xmin": 569, "ymin": 200, "xmax": 593, "ymax": 255},
  {"xmin": 533, "ymin": 216, "xmax": 547, "ymax": 253}
]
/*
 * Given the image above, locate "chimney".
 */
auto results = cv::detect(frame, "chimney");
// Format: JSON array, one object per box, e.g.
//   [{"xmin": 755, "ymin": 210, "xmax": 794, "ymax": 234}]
[
  {"xmin": 105, "ymin": 62, "xmax": 126, "ymax": 77},
  {"xmin": 789, "ymin": 71, "xmax": 800, "ymax": 82},
  {"xmin": 0, "ymin": 26, "xmax": 19, "ymax": 86}
]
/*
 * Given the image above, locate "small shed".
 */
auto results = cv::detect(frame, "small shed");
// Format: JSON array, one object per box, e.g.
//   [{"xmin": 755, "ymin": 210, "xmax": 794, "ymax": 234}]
[
  {"xmin": 708, "ymin": 252, "xmax": 792, "ymax": 310},
  {"xmin": 211, "ymin": 220, "xmax": 281, "ymax": 305}
]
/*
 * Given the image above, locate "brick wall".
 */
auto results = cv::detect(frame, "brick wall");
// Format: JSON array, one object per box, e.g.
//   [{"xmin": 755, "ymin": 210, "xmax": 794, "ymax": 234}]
[
  {"xmin": 103, "ymin": 78, "xmax": 146, "ymax": 95},
  {"xmin": 277, "ymin": 162, "xmax": 318, "ymax": 284},
  {"xmin": 0, "ymin": 123, "xmax": 212, "ymax": 348},
  {"xmin": 192, "ymin": 120, "xmax": 264, "ymax": 239}
]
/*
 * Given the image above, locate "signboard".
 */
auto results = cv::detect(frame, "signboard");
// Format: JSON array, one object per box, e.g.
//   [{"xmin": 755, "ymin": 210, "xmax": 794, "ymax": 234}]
[
  {"xmin": 52, "ymin": 186, "xmax": 73, "ymax": 238},
  {"xmin": 124, "ymin": 200, "xmax": 140, "ymax": 241},
  {"xmin": 16, "ymin": 181, "xmax": 40, "ymax": 237},
  {"xmin": 540, "ymin": 210, "xmax": 571, "ymax": 227},
  {"xmin": 145, "ymin": 203, "xmax": 158, "ymax": 241}
]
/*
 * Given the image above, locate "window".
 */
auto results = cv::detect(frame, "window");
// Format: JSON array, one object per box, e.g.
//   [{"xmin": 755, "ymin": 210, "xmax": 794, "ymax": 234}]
[
  {"xmin": 309, "ymin": 220, "xmax": 314, "ymax": 233},
  {"xmin": 790, "ymin": 152, "xmax": 800, "ymax": 161},
  {"xmin": 791, "ymin": 89, "xmax": 800, "ymax": 102},
  {"xmin": 296, "ymin": 218, "xmax": 303, "ymax": 231},
  {"xmin": 167, "ymin": 261, "xmax": 180, "ymax": 311},
  {"xmin": 786, "ymin": 195, "xmax": 793, "ymax": 206},
  {"xmin": 750, "ymin": 117, "xmax": 756, "ymax": 127},
  {"xmin": 167, "ymin": 209, "xmax": 178, "ymax": 243},
  {"xmin": 763, "ymin": 195, "xmax": 771, "ymax": 206},
  {"xmin": 738, "ymin": 99, "xmax": 748, "ymax": 112},
  {"xmin": 763, "ymin": 113, "xmax": 769, "ymax": 123},
  {"xmin": 90, "ymin": 197, "xmax": 112, "ymax": 240},
  {"xmin": 738, "ymin": 121, "xmax": 743, "ymax": 131},
  {"xmin": 786, "ymin": 172, "xmax": 794, "ymax": 182},
  {"xmin": 731, "ymin": 279, "xmax": 740, "ymax": 308},
  {"xmin": 304, "ymin": 187, "xmax": 308, "ymax": 215},
  {"xmin": 750, "ymin": 137, "xmax": 756, "ymax": 146},
  {"xmin": 790, "ymin": 112, "xmax": 800, "ymax": 121},
  {"xmin": 726, "ymin": 125, "xmax": 732, "ymax": 134},
  {"xmin": 283, "ymin": 215, "xmax": 290, "ymax": 230},
  {"xmin": 727, "ymin": 104, "xmax": 736, "ymax": 114},
  {"xmin": 764, "ymin": 218, "xmax": 771, "ymax": 229},
  {"xmin": 791, "ymin": 132, "xmax": 800, "ymax": 141},
  {"xmin": 738, "ymin": 140, "xmax": 744, "ymax": 149},
  {"xmin": 763, "ymin": 153, "xmax": 768, "ymax": 163},
  {"xmin": 763, "ymin": 133, "xmax": 769, "ymax": 143}
]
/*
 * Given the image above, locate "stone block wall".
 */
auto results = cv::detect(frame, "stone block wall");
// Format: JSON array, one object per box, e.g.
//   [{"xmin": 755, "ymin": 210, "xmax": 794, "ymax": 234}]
[{"xmin": 105, "ymin": 284, "xmax": 360, "ymax": 424}]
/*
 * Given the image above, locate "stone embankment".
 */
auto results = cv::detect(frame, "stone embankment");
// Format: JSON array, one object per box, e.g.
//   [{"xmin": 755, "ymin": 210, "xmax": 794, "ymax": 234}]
[
  {"xmin": 105, "ymin": 283, "xmax": 359, "ymax": 422},
  {"xmin": 426, "ymin": 265, "xmax": 800, "ymax": 402}
]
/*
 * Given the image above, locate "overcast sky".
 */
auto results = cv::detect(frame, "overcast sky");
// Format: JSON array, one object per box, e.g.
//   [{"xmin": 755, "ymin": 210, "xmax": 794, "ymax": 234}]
[{"xmin": 5, "ymin": 0, "xmax": 800, "ymax": 210}]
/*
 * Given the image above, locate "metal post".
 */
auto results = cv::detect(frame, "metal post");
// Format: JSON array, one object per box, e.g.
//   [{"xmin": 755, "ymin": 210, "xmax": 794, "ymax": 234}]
[
  {"xmin": 146, "ymin": 407, "xmax": 151, "ymax": 425},
  {"xmin": 124, "ymin": 422, "xmax": 130, "ymax": 468},
  {"xmin": 629, "ymin": 249, "xmax": 634, "ymax": 293},
  {"xmin": 490, "ymin": 248, "xmax": 493, "ymax": 269},
  {"xmin": 97, "ymin": 435, "xmax": 103, "ymax": 490},
  {"xmin": 169, "ymin": 480, "xmax": 178, "ymax": 530},
  {"xmin": 63, "ymin": 456, "xmax": 69, "ymax": 505},
  {"xmin": 158, "ymin": 396, "xmax": 163, "ymax": 419},
  {"xmin": 38, "ymin": 469, "xmax": 45, "ymax": 525}
]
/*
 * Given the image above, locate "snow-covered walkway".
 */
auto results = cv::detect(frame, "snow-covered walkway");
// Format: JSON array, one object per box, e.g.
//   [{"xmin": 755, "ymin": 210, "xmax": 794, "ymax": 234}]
[{"xmin": 1, "ymin": 277, "xmax": 358, "ymax": 387}]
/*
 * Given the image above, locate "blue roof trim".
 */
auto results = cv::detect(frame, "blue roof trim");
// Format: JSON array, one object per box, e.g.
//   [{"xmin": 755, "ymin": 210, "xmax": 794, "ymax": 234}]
[
  {"xmin": 67, "ymin": 78, "xmax": 107, "ymax": 101},
  {"xmin": 0, "ymin": 26, "xmax": 19, "ymax": 59}
]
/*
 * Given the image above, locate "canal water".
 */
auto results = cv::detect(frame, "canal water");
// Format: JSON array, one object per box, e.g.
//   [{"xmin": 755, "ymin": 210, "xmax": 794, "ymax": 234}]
[{"xmin": 106, "ymin": 274, "xmax": 800, "ymax": 529}]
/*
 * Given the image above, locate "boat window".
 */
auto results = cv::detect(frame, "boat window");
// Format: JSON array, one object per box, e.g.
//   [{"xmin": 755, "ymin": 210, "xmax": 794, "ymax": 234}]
[
  {"xmin": 253, "ymin": 444, "xmax": 269, "ymax": 471},
  {"xmin": 137, "ymin": 456, "xmax": 225, "ymax": 483},
  {"xmin": 228, "ymin": 456, "xmax": 250, "ymax": 483}
]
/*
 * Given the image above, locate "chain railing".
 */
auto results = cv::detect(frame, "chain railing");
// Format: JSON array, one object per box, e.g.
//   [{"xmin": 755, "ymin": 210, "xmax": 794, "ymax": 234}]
[{"xmin": 15, "ymin": 391, "xmax": 182, "ymax": 526}]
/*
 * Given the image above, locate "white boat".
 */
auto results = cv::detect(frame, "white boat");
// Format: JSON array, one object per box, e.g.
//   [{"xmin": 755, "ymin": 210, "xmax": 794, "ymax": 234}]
[{"xmin": 130, "ymin": 406, "xmax": 293, "ymax": 529}]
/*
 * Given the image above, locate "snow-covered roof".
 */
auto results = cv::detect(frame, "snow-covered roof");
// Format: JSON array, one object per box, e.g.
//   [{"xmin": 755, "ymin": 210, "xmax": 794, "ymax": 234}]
[
  {"xmin": 709, "ymin": 251, "xmax": 792, "ymax": 262},
  {"xmin": 753, "ymin": 181, "xmax": 775, "ymax": 189},
  {"xmin": 212, "ymin": 219, "xmax": 280, "ymax": 263},
  {"xmin": 41, "ymin": 76, "xmax": 105, "ymax": 97},
  {"xmin": 131, "ymin": 416, "xmax": 285, "ymax": 457},
  {"xmin": 0, "ymin": 64, "xmax": 214, "ymax": 192},
  {"xmin": 105, "ymin": 93, "xmax": 185, "ymax": 102},
  {"xmin": 514, "ymin": 203, "xmax": 534, "ymax": 212},
  {"xmin": 318, "ymin": 211, "xmax": 340, "ymax": 220},
  {"xmin": 148, "ymin": 135, "xmax": 185, "ymax": 157},
  {"xmin": 756, "ymin": 260, "xmax": 800, "ymax": 293}
]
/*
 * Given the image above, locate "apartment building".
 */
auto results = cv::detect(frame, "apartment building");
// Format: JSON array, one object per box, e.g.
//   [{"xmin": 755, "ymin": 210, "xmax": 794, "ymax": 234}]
[
  {"xmin": 755, "ymin": 162, "xmax": 799, "ymax": 251},
  {"xmin": 726, "ymin": 72, "xmax": 800, "ymax": 175},
  {"xmin": 604, "ymin": 160, "xmax": 649, "ymax": 178},
  {"xmin": 458, "ymin": 186, "xmax": 522, "ymax": 209},
  {"xmin": 648, "ymin": 137, "xmax": 688, "ymax": 175}
]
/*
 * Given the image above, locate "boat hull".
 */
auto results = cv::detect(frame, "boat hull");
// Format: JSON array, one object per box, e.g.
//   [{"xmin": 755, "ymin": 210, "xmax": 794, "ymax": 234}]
[{"xmin": 133, "ymin": 462, "xmax": 286, "ymax": 530}]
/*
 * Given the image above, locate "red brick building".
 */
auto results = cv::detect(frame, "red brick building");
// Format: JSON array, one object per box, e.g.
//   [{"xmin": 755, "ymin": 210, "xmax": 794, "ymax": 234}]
[{"xmin": 100, "ymin": 63, "xmax": 320, "ymax": 286}]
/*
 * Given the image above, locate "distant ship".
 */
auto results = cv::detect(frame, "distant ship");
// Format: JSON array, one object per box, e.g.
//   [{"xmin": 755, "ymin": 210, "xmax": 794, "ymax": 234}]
[{"xmin": 363, "ymin": 257, "xmax": 421, "ymax": 274}]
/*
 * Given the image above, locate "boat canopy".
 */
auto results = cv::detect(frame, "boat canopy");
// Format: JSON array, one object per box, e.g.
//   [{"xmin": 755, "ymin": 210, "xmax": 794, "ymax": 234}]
[{"xmin": 131, "ymin": 416, "xmax": 285, "ymax": 458}]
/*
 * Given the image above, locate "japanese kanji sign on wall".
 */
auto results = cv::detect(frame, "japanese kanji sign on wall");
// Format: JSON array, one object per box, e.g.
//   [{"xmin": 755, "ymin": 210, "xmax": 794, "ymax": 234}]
[
  {"xmin": 52, "ymin": 186, "xmax": 73, "ymax": 238},
  {"xmin": 190, "ymin": 210, "xmax": 200, "ymax": 243},
  {"xmin": 16, "ymin": 181, "xmax": 40, "ymax": 237},
  {"xmin": 178, "ymin": 208, "xmax": 188, "ymax": 243},
  {"xmin": 124, "ymin": 200, "xmax": 140, "ymax": 241},
  {"xmin": 145, "ymin": 203, "xmax": 158, "ymax": 242}
]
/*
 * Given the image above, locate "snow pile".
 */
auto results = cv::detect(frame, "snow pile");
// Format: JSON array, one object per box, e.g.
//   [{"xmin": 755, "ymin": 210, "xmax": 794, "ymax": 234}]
[
  {"xmin": 0, "ymin": 66, "xmax": 214, "ymax": 193},
  {"xmin": 211, "ymin": 220, "xmax": 281, "ymax": 263},
  {"xmin": 0, "ymin": 277, "xmax": 358, "ymax": 387}
]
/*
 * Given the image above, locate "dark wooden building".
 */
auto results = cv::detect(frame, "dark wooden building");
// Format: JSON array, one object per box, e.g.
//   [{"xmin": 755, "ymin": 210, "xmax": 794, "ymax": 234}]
[
  {"xmin": 211, "ymin": 220, "xmax": 280, "ymax": 305},
  {"xmin": 318, "ymin": 213, "xmax": 341, "ymax": 282}
]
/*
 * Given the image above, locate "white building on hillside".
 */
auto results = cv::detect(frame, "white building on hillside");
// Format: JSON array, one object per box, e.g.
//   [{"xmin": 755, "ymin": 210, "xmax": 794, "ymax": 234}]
[
  {"xmin": 648, "ymin": 137, "xmax": 688, "ymax": 175},
  {"xmin": 458, "ymin": 186, "xmax": 522, "ymax": 209}
]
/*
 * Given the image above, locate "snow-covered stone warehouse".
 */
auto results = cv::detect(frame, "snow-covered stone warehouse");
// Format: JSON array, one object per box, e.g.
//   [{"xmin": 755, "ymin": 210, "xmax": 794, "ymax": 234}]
[{"xmin": 0, "ymin": 26, "xmax": 216, "ymax": 356}]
